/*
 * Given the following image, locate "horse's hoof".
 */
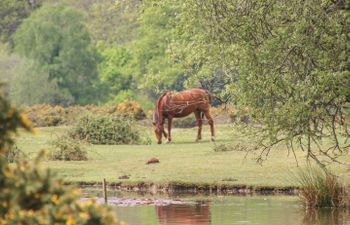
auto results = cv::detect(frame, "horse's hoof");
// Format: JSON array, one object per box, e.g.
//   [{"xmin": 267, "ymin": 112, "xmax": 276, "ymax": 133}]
[
  {"xmin": 166, "ymin": 140, "xmax": 171, "ymax": 144},
  {"xmin": 211, "ymin": 136, "xmax": 216, "ymax": 142}
]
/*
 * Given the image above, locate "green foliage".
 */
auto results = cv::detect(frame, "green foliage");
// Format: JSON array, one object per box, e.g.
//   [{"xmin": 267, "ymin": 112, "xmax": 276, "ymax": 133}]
[
  {"xmin": 0, "ymin": 0, "xmax": 42, "ymax": 46},
  {"xmin": 0, "ymin": 43, "xmax": 21, "ymax": 86},
  {"xmin": 13, "ymin": 3, "xmax": 99, "ymax": 105},
  {"xmin": 9, "ymin": 60, "xmax": 74, "ymax": 105},
  {"xmin": 97, "ymin": 43, "xmax": 133, "ymax": 101},
  {"xmin": 0, "ymin": 153, "xmax": 118, "ymax": 224},
  {"xmin": 0, "ymin": 84, "xmax": 32, "ymax": 152},
  {"xmin": 128, "ymin": 0, "xmax": 186, "ymax": 94},
  {"xmin": 87, "ymin": 0, "xmax": 140, "ymax": 45},
  {"xmin": 70, "ymin": 114, "xmax": 141, "ymax": 144},
  {"xmin": 181, "ymin": 0, "xmax": 350, "ymax": 164},
  {"xmin": 296, "ymin": 167, "xmax": 349, "ymax": 208},
  {"xmin": 49, "ymin": 135, "xmax": 88, "ymax": 161},
  {"xmin": 0, "ymin": 85, "xmax": 120, "ymax": 224}
]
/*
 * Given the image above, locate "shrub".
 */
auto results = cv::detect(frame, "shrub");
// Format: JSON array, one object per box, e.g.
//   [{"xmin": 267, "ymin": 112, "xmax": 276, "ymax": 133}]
[
  {"xmin": 24, "ymin": 104, "xmax": 66, "ymax": 127},
  {"xmin": 6, "ymin": 145, "xmax": 26, "ymax": 163},
  {"xmin": 117, "ymin": 100, "xmax": 146, "ymax": 120},
  {"xmin": 70, "ymin": 114, "xmax": 141, "ymax": 144},
  {"xmin": 296, "ymin": 167, "xmax": 349, "ymax": 208},
  {"xmin": 0, "ymin": 84, "xmax": 120, "ymax": 224},
  {"xmin": 24, "ymin": 103, "xmax": 147, "ymax": 127},
  {"xmin": 49, "ymin": 135, "xmax": 88, "ymax": 161},
  {"xmin": 0, "ymin": 153, "xmax": 118, "ymax": 224}
]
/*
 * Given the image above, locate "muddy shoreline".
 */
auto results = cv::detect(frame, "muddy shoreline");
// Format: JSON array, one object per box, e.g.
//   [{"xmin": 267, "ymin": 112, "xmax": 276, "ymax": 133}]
[{"xmin": 69, "ymin": 181, "xmax": 299, "ymax": 195}]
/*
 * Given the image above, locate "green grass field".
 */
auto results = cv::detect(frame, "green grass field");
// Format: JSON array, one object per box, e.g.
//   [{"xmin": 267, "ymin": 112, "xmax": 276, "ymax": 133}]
[{"xmin": 16, "ymin": 124, "xmax": 350, "ymax": 188}]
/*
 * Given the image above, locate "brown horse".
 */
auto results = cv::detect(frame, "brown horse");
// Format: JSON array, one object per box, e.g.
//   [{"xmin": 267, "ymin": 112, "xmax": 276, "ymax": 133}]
[{"xmin": 152, "ymin": 88, "xmax": 215, "ymax": 144}]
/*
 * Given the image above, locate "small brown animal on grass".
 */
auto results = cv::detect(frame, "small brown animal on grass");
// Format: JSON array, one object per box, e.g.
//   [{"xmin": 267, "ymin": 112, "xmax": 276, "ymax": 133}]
[{"xmin": 146, "ymin": 158, "xmax": 160, "ymax": 164}]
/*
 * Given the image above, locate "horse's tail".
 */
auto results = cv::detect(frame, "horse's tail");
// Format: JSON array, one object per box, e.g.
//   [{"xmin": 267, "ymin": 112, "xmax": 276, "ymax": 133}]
[{"xmin": 200, "ymin": 111, "xmax": 205, "ymax": 120}]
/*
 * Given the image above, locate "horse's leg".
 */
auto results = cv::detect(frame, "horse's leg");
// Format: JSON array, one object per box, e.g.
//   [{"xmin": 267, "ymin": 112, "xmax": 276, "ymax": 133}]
[
  {"xmin": 162, "ymin": 118, "xmax": 167, "ymax": 139},
  {"xmin": 194, "ymin": 111, "xmax": 202, "ymax": 142},
  {"xmin": 204, "ymin": 110, "xmax": 215, "ymax": 141},
  {"xmin": 162, "ymin": 130, "xmax": 168, "ymax": 139},
  {"xmin": 166, "ymin": 116, "xmax": 173, "ymax": 143}
]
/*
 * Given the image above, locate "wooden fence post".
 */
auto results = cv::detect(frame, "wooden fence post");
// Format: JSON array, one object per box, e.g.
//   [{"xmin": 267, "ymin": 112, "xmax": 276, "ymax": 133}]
[{"xmin": 103, "ymin": 178, "xmax": 108, "ymax": 204}]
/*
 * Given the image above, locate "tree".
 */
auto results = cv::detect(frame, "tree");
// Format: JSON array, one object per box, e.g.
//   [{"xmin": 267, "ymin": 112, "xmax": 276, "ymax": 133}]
[
  {"xmin": 86, "ymin": 0, "xmax": 141, "ymax": 46},
  {"xmin": 0, "ymin": 0, "xmax": 42, "ymax": 46},
  {"xmin": 9, "ymin": 60, "xmax": 74, "ymax": 105},
  {"xmin": 13, "ymin": 3, "xmax": 99, "ymax": 105},
  {"xmin": 181, "ymin": 0, "xmax": 350, "ymax": 165},
  {"xmin": 97, "ymin": 43, "xmax": 134, "ymax": 103},
  {"xmin": 128, "ymin": 0, "xmax": 186, "ymax": 95}
]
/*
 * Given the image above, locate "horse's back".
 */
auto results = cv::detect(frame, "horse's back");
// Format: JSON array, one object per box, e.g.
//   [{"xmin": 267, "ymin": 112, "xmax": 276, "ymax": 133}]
[{"xmin": 172, "ymin": 89, "xmax": 210, "ymax": 102}]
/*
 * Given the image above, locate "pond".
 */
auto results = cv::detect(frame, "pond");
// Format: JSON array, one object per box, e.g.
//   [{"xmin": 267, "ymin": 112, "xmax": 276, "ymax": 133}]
[{"xmin": 82, "ymin": 189, "xmax": 350, "ymax": 225}]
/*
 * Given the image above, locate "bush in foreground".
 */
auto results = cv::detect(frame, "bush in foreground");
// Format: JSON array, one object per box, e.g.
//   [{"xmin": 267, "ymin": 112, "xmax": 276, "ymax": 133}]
[
  {"xmin": 0, "ymin": 85, "xmax": 120, "ymax": 224},
  {"xmin": 296, "ymin": 167, "xmax": 349, "ymax": 208},
  {"xmin": 70, "ymin": 114, "xmax": 141, "ymax": 144}
]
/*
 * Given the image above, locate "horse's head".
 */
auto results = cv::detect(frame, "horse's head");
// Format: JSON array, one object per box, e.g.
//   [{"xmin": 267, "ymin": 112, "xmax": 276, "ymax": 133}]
[{"xmin": 152, "ymin": 111, "xmax": 163, "ymax": 144}]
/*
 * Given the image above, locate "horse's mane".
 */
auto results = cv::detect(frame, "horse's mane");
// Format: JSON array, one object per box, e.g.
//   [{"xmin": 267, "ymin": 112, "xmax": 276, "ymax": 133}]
[{"xmin": 155, "ymin": 91, "xmax": 170, "ymax": 125}]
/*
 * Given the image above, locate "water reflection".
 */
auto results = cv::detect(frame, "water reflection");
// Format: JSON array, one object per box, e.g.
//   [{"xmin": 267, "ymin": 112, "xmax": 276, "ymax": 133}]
[
  {"xmin": 89, "ymin": 191, "xmax": 350, "ymax": 225},
  {"xmin": 156, "ymin": 201, "xmax": 210, "ymax": 225},
  {"xmin": 302, "ymin": 209, "xmax": 350, "ymax": 225}
]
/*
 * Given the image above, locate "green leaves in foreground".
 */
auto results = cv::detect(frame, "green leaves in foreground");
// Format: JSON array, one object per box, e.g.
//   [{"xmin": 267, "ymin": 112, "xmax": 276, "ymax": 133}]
[{"xmin": 0, "ymin": 86, "xmax": 120, "ymax": 224}]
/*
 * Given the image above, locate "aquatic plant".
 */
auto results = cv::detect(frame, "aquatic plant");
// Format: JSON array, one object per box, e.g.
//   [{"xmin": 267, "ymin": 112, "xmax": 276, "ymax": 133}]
[{"xmin": 296, "ymin": 166, "xmax": 349, "ymax": 208}]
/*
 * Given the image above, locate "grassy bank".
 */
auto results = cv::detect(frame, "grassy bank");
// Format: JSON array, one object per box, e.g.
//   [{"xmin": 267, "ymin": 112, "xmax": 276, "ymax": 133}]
[{"xmin": 16, "ymin": 124, "xmax": 350, "ymax": 191}]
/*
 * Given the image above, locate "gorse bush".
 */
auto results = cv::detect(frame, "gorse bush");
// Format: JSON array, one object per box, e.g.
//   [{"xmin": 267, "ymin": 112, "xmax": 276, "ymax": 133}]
[
  {"xmin": 0, "ymin": 85, "xmax": 120, "ymax": 224},
  {"xmin": 49, "ymin": 135, "xmax": 88, "ymax": 161},
  {"xmin": 1, "ymin": 152, "xmax": 118, "ymax": 224},
  {"xmin": 25, "ymin": 104, "xmax": 66, "ymax": 127},
  {"xmin": 117, "ymin": 100, "xmax": 146, "ymax": 120},
  {"xmin": 25, "ymin": 102, "xmax": 147, "ymax": 127},
  {"xmin": 70, "ymin": 114, "xmax": 141, "ymax": 144},
  {"xmin": 296, "ymin": 167, "xmax": 349, "ymax": 208},
  {"xmin": 6, "ymin": 145, "xmax": 26, "ymax": 163}
]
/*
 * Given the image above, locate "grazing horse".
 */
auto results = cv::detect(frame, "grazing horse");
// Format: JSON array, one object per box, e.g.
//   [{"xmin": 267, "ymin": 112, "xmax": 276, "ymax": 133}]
[{"xmin": 152, "ymin": 88, "xmax": 215, "ymax": 144}]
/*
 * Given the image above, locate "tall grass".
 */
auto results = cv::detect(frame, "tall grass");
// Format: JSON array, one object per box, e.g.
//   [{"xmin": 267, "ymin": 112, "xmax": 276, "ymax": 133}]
[{"xmin": 296, "ymin": 166, "xmax": 349, "ymax": 208}]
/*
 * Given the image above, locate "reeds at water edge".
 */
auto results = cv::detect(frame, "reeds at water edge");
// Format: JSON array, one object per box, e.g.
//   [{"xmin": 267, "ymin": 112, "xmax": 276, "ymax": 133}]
[{"xmin": 296, "ymin": 166, "xmax": 350, "ymax": 208}]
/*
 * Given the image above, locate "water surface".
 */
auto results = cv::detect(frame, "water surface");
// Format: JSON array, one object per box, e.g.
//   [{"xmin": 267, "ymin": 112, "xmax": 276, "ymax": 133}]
[{"xmin": 82, "ymin": 190, "xmax": 350, "ymax": 225}]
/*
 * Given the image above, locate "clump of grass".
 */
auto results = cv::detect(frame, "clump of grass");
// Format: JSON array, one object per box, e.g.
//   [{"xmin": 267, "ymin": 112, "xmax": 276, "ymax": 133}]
[
  {"xmin": 48, "ymin": 135, "xmax": 88, "ymax": 161},
  {"xmin": 296, "ymin": 166, "xmax": 349, "ymax": 208},
  {"xmin": 213, "ymin": 143, "xmax": 234, "ymax": 152},
  {"xmin": 213, "ymin": 143, "xmax": 248, "ymax": 152}
]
